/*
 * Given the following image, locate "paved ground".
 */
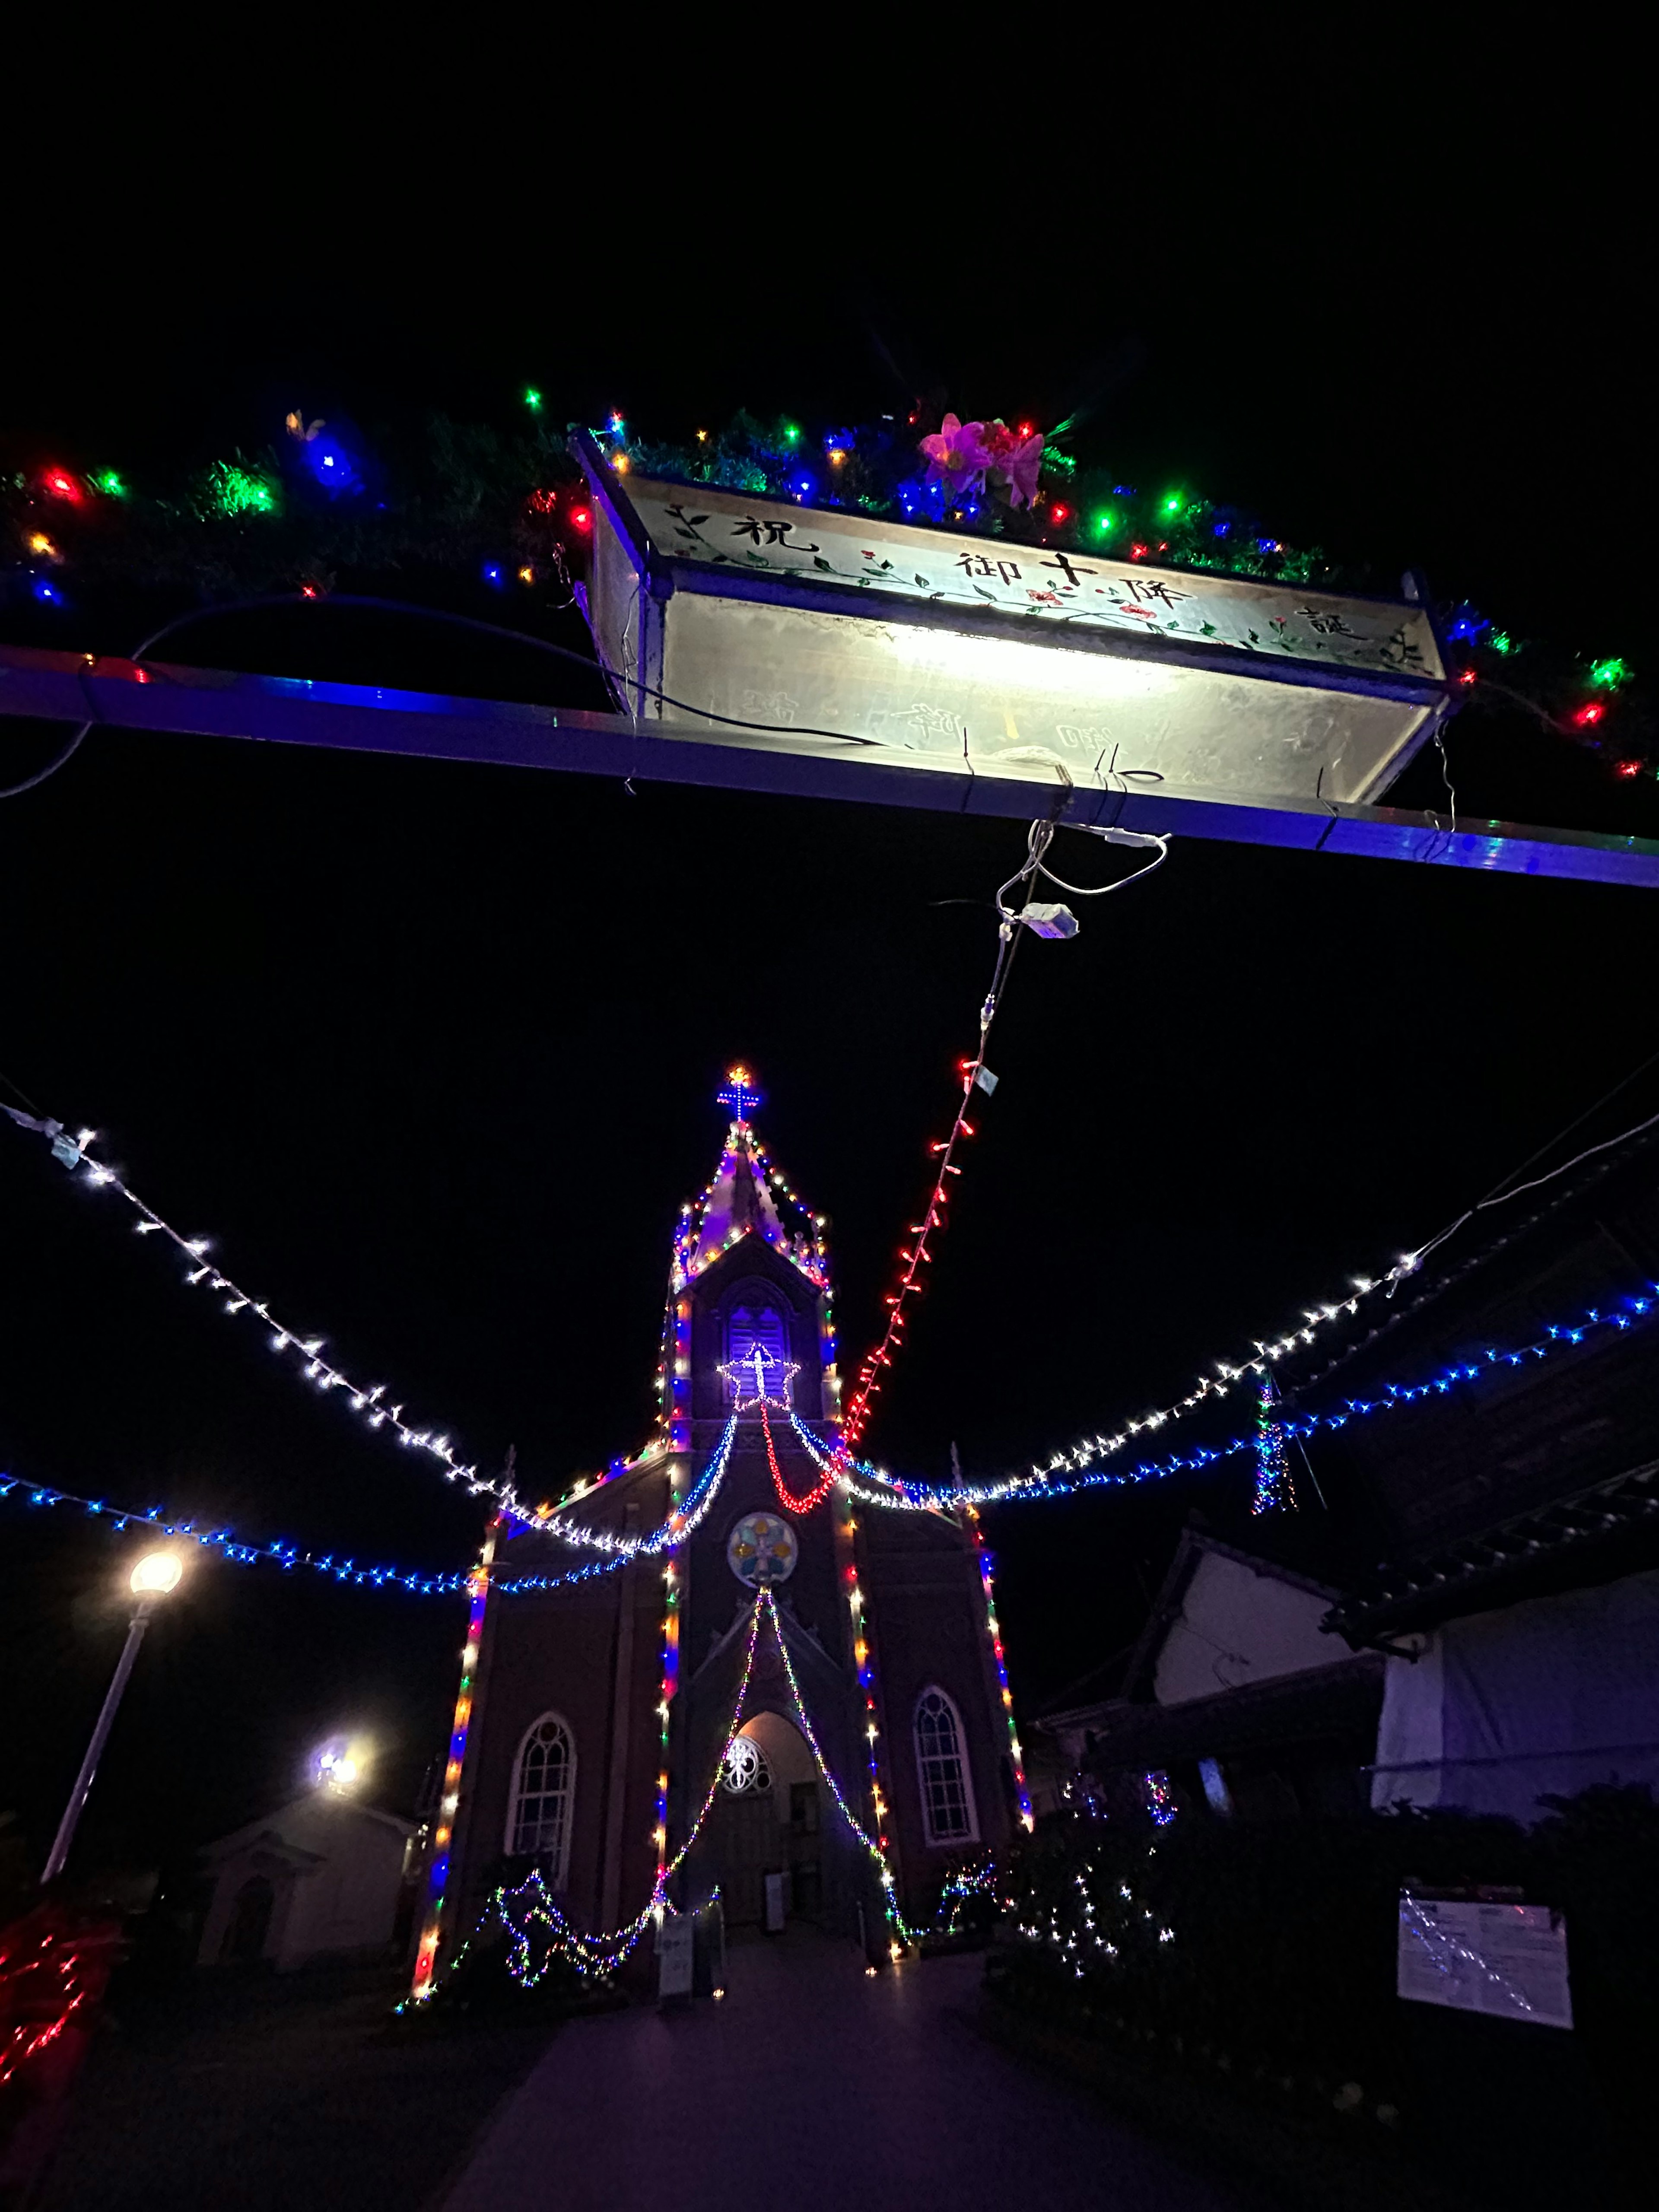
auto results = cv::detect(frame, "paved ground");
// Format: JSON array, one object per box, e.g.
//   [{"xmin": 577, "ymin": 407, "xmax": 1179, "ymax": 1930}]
[
  {"xmin": 30, "ymin": 1962, "xmax": 556, "ymax": 2212},
  {"xmin": 442, "ymin": 1930, "xmax": 1267, "ymax": 2212}
]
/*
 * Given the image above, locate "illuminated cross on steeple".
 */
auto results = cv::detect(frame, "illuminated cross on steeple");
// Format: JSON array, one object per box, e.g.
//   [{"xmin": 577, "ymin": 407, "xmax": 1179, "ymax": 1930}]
[{"xmin": 716, "ymin": 1064, "xmax": 763, "ymax": 1123}]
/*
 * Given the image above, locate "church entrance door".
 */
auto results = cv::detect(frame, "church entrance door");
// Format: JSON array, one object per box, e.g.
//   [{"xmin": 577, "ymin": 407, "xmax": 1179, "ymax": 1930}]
[{"xmin": 702, "ymin": 1711, "xmax": 823, "ymax": 1928}]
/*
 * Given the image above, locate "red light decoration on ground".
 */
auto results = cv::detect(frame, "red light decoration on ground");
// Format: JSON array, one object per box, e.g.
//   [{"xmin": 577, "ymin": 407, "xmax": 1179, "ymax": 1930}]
[
  {"xmin": 1574, "ymin": 702, "xmax": 1604, "ymax": 727},
  {"xmin": 1129, "ymin": 541, "xmax": 1148, "ymax": 559},
  {"xmin": 41, "ymin": 468, "xmax": 83, "ymax": 503},
  {"xmin": 569, "ymin": 506, "xmax": 591, "ymax": 530}
]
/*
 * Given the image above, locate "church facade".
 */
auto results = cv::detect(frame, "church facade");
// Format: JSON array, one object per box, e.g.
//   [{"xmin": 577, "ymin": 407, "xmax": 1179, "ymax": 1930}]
[{"xmin": 436, "ymin": 1081, "xmax": 1024, "ymax": 1970}]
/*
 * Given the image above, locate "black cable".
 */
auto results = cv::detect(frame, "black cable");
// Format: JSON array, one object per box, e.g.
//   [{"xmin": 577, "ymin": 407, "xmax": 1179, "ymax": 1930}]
[
  {"xmin": 1, "ymin": 605, "xmax": 246, "ymax": 801},
  {"xmin": 140, "ymin": 592, "xmax": 884, "ymax": 751},
  {"xmin": 0, "ymin": 723, "xmax": 89, "ymax": 798}
]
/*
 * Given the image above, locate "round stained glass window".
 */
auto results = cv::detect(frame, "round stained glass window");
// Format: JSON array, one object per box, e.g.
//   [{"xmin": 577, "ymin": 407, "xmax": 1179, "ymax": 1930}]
[
  {"xmin": 721, "ymin": 1736, "xmax": 773, "ymax": 1794},
  {"xmin": 726, "ymin": 1510, "xmax": 798, "ymax": 1587}
]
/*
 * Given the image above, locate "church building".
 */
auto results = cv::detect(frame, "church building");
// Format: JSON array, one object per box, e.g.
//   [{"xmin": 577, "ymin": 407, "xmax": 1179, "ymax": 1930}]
[{"xmin": 432, "ymin": 1074, "xmax": 1024, "ymax": 1976}]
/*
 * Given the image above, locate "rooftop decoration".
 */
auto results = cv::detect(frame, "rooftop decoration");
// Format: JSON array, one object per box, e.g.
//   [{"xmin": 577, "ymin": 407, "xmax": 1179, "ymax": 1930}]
[{"xmin": 0, "ymin": 392, "xmax": 1645, "ymax": 784}]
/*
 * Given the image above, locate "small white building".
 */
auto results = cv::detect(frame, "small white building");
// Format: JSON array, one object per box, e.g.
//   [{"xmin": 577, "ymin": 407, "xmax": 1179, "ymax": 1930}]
[
  {"xmin": 1034, "ymin": 1529, "xmax": 1384, "ymax": 1821},
  {"xmin": 197, "ymin": 1794, "xmax": 417, "ymax": 1970}
]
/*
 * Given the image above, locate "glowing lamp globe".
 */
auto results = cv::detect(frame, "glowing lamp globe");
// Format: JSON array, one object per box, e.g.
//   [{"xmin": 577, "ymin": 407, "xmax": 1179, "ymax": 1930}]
[
  {"xmin": 130, "ymin": 1553, "xmax": 183, "ymax": 1598},
  {"xmin": 315, "ymin": 1739, "xmax": 365, "ymax": 1790}
]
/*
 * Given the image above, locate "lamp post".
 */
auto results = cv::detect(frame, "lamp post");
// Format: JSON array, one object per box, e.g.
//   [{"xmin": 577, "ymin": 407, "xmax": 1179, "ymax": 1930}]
[{"xmin": 41, "ymin": 1551, "xmax": 183, "ymax": 1885}]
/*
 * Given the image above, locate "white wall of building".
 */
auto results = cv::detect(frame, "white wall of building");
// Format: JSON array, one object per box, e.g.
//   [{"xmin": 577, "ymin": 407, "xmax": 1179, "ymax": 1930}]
[{"xmin": 1153, "ymin": 1551, "xmax": 1339, "ymax": 1706}]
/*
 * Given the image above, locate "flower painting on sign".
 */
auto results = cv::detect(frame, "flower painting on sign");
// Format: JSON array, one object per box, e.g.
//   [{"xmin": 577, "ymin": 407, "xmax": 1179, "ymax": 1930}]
[{"xmin": 631, "ymin": 479, "xmax": 1443, "ymax": 686}]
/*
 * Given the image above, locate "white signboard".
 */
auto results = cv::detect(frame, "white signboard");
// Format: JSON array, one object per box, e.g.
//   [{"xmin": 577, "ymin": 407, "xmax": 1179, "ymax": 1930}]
[
  {"xmin": 586, "ymin": 463, "xmax": 1448, "ymax": 810},
  {"xmin": 625, "ymin": 478, "xmax": 1443, "ymax": 687},
  {"xmin": 1397, "ymin": 1897, "xmax": 1573, "ymax": 2029},
  {"xmin": 656, "ymin": 1915, "xmax": 694, "ymax": 2001},
  {"xmin": 763, "ymin": 1870, "xmax": 787, "ymax": 1933}
]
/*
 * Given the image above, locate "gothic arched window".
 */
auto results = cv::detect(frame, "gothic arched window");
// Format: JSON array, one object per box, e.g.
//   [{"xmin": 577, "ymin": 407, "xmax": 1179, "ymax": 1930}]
[
  {"xmin": 507, "ymin": 1712, "xmax": 575, "ymax": 1881},
  {"xmin": 914, "ymin": 1687, "xmax": 978, "ymax": 1845},
  {"xmin": 725, "ymin": 1299, "xmax": 791, "ymax": 1405}
]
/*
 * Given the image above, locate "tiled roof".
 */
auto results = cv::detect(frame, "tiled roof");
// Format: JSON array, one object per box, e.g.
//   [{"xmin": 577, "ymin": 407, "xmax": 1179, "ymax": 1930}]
[{"xmin": 1324, "ymin": 1457, "xmax": 1659, "ymax": 1643}]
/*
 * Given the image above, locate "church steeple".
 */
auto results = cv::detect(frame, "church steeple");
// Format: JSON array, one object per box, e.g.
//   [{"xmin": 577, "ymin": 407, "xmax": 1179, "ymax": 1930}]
[{"xmin": 672, "ymin": 1068, "xmax": 829, "ymax": 1293}]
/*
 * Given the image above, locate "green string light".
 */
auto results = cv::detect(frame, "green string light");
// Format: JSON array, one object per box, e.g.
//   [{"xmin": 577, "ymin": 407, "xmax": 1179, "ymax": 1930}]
[
  {"xmin": 92, "ymin": 470, "xmax": 127, "ymax": 499},
  {"xmin": 1589, "ymin": 656, "xmax": 1632, "ymax": 690},
  {"xmin": 207, "ymin": 463, "xmax": 279, "ymax": 518},
  {"xmin": 1489, "ymin": 631, "xmax": 1514, "ymax": 655},
  {"xmin": 523, "ymin": 388, "xmax": 543, "ymax": 413},
  {"xmin": 1093, "ymin": 508, "xmax": 1116, "ymax": 539}
]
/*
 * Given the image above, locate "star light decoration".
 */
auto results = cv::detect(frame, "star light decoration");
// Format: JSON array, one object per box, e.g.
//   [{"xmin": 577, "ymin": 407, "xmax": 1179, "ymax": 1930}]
[{"xmin": 719, "ymin": 1345, "xmax": 801, "ymax": 1409}]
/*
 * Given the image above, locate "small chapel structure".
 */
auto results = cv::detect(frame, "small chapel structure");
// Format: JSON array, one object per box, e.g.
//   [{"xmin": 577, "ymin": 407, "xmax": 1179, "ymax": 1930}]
[{"xmin": 437, "ymin": 1074, "xmax": 1022, "ymax": 1967}]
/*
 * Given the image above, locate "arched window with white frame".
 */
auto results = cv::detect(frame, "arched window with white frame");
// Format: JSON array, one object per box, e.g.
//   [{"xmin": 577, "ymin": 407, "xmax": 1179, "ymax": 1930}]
[
  {"xmin": 913, "ymin": 1686, "xmax": 978, "ymax": 1845},
  {"xmin": 507, "ymin": 1712, "xmax": 575, "ymax": 1883}
]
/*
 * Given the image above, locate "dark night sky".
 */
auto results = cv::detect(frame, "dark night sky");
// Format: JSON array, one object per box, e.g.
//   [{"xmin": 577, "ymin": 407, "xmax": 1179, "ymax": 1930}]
[{"xmin": 3, "ymin": 83, "xmax": 1653, "ymax": 1882}]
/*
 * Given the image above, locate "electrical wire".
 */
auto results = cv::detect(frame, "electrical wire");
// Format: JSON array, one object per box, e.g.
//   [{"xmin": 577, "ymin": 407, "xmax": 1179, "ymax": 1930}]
[
  {"xmin": 64, "ymin": 591, "xmax": 887, "ymax": 753},
  {"xmin": 0, "ymin": 724, "xmax": 89, "ymax": 798}
]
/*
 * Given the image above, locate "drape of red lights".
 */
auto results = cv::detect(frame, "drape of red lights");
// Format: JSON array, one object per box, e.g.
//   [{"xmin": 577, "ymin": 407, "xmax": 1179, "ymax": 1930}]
[
  {"xmin": 758, "ymin": 1398, "xmax": 836, "ymax": 1514},
  {"xmin": 842, "ymin": 1050, "xmax": 991, "ymax": 1450}
]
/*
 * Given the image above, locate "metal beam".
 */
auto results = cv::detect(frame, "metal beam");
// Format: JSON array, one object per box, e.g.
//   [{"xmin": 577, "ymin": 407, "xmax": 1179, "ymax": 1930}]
[{"xmin": 5, "ymin": 641, "xmax": 1657, "ymax": 889}]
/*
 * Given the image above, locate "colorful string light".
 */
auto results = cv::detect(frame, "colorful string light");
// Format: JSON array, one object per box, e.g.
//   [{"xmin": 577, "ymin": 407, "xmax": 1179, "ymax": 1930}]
[
  {"xmin": 970, "ymin": 1513, "xmax": 1034, "ymax": 1830},
  {"xmin": 763, "ymin": 1588, "xmax": 913, "ymax": 1944},
  {"xmin": 1252, "ymin": 1372, "xmax": 1296, "ymax": 1515},
  {"xmin": 413, "ymin": 1592, "xmax": 768, "ymax": 2000},
  {"xmin": 837, "ymin": 1491, "xmax": 897, "ymax": 1931},
  {"xmin": 532, "ymin": 1417, "xmax": 737, "ymax": 1554},
  {"xmin": 410, "ymin": 1516, "xmax": 499, "ymax": 2003}
]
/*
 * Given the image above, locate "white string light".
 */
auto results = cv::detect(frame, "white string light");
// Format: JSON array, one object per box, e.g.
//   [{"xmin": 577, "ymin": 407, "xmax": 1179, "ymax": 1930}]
[
  {"xmin": 531, "ymin": 1417, "xmax": 738, "ymax": 1554},
  {"xmin": 1, "ymin": 1109, "xmax": 532, "ymax": 1521}
]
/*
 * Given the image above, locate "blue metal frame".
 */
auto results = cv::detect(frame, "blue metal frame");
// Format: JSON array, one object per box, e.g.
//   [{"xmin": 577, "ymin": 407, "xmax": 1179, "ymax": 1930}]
[{"xmin": 4, "ymin": 642, "xmax": 1656, "ymax": 889}]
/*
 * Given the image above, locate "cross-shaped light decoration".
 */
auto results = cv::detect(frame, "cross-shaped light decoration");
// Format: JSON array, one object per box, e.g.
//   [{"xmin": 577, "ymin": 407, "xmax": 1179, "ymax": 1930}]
[
  {"xmin": 718, "ymin": 1348, "xmax": 801, "ymax": 1409},
  {"xmin": 716, "ymin": 1065, "xmax": 763, "ymax": 1122}
]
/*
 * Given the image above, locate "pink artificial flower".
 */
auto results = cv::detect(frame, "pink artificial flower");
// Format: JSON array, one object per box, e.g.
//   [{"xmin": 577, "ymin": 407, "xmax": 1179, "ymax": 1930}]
[
  {"xmin": 998, "ymin": 430, "xmax": 1045, "ymax": 510},
  {"xmin": 918, "ymin": 413, "xmax": 991, "ymax": 498}
]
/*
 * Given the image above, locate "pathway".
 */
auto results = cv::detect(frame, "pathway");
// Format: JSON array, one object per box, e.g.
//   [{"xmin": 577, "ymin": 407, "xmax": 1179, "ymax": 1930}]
[{"xmin": 441, "ymin": 1930, "xmax": 1265, "ymax": 2212}]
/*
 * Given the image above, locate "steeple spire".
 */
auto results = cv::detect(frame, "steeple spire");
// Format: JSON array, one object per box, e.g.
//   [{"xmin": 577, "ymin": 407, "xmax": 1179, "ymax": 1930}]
[{"xmin": 670, "ymin": 1068, "xmax": 829, "ymax": 1293}]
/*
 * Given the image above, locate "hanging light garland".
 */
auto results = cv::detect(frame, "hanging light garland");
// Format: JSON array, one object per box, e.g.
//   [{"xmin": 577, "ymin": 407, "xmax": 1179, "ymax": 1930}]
[
  {"xmin": 411, "ymin": 1591, "xmax": 768, "ymax": 2000},
  {"xmin": 0, "ymin": 1106, "xmax": 526, "ymax": 1519},
  {"xmin": 807, "ymin": 1283, "xmax": 1659, "ymax": 1509},
  {"xmin": 970, "ymin": 1512, "xmax": 1034, "ymax": 1829},
  {"xmin": 756, "ymin": 1398, "xmax": 836, "ymax": 1515},
  {"xmin": 1252, "ymin": 1372, "xmax": 1297, "ymax": 1515},
  {"xmin": 763, "ymin": 1587, "xmax": 916, "ymax": 1947},
  {"xmin": 0, "ymin": 1417, "xmax": 738, "ymax": 1600},
  {"xmin": 410, "ymin": 1515, "xmax": 500, "ymax": 2004},
  {"xmin": 529, "ymin": 1417, "xmax": 737, "ymax": 1554}
]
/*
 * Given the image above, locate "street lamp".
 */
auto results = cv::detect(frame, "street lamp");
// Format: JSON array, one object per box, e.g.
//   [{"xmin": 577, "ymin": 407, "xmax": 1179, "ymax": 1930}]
[{"xmin": 41, "ymin": 1551, "xmax": 184, "ymax": 1884}]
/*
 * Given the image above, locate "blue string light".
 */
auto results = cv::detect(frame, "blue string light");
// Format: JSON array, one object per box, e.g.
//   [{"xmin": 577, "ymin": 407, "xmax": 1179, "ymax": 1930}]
[
  {"xmin": 808, "ymin": 1284, "xmax": 1659, "ymax": 1510},
  {"xmin": 0, "ymin": 1420, "xmax": 739, "ymax": 1599}
]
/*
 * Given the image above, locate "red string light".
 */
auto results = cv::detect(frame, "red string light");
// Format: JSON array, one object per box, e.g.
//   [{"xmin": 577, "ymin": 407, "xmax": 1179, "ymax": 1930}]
[
  {"xmin": 758, "ymin": 1398, "xmax": 835, "ymax": 1514},
  {"xmin": 842, "ymin": 1055, "xmax": 987, "ymax": 1450}
]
